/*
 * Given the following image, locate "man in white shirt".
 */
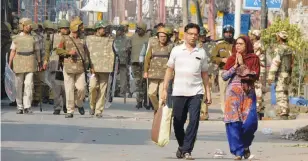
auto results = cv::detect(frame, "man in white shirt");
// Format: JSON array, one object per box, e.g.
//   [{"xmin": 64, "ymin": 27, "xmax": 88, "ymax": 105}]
[{"xmin": 162, "ymin": 23, "xmax": 212, "ymax": 160}]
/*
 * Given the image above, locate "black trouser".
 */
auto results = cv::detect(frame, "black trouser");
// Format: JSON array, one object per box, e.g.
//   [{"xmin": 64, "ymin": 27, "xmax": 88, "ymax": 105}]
[{"xmin": 173, "ymin": 94, "xmax": 203, "ymax": 154}]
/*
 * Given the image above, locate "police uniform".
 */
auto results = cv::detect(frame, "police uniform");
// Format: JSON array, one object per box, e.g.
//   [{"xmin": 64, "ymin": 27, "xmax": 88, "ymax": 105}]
[
  {"xmin": 268, "ymin": 31, "xmax": 293, "ymax": 119},
  {"xmin": 114, "ymin": 26, "xmax": 132, "ymax": 96},
  {"xmin": 251, "ymin": 30, "xmax": 266, "ymax": 115},
  {"xmin": 44, "ymin": 19, "xmax": 69, "ymax": 114},
  {"xmin": 198, "ymin": 28, "xmax": 215, "ymax": 120},
  {"xmin": 87, "ymin": 20, "xmax": 115, "ymax": 117},
  {"xmin": 56, "ymin": 17, "xmax": 86, "ymax": 118},
  {"xmin": 130, "ymin": 22, "xmax": 150, "ymax": 108},
  {"xmin": 10, "ymin": 18, "xmax": 41, "ymax": 114},
  {"xmin": 144, "ymin": 27, "xmax": 173, "ymax": 112}
]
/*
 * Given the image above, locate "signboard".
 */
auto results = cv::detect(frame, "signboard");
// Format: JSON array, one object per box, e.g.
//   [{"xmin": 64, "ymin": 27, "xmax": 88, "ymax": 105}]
[
  {"xmin": 243, "ymin": 0, "xmax": 283, "ymax": 10},
  {"xmin": 223, "ymin": 13, "xmax": 251, "ymax": 36}
]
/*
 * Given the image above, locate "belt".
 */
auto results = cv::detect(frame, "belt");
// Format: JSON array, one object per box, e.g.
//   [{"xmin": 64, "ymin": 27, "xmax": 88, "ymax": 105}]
[
  {"xmin": 152, "ymin": 55, "xmax": 169, "ymax": 58},
  {"xmin": 17, "ymin": 52, "xmax": 34, "ymax": 56}
]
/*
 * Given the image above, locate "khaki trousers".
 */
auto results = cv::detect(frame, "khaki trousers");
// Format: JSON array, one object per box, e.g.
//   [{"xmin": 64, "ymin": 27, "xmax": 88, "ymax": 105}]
[
  {"xmin": 219, "ymin": 70, "xmax": 228, "ymax": 114},
  {"xmin": 50, "ymin": 72, "xmax": 66, "ymax": 110},
  {"xmin": 63, "ymin": 69, "xmax": 85, "ymax": 114},
  {"xmin": 15, "ymin": 72, "xmax": 34, "ymax": 109},
  {"xmin": 89, "ymin": 73, "xmax": 109, "ymax": 114},
  {"xmin": 148, "ymin": 79, "xmax": 164, "ymax": 111},
  {"xmin": 200, "ymin": 86, "xmax": 209, "ymax": 115}
]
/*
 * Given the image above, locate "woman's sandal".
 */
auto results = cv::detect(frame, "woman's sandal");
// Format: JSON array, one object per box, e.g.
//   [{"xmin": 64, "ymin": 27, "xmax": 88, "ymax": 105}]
[
  {"xmin": 244, "ymin": 148, "xmax": 251, "ymax": 159},
  {"xmin": 234, "ymin": 156, "xmax": 242, "ymax": 160}
]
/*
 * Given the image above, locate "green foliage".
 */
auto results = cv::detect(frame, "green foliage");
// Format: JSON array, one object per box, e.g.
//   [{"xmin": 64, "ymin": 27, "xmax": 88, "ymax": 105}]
[{"xmin": 261, "ymin": 18, "xmax": 308, "ymax": 96}]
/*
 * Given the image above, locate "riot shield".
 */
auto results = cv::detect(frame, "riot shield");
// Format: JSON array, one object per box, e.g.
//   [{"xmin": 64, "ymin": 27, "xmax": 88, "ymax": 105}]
[{"xmin": 4, "ymin": 52, "xmax": 17, "ymax": 101}]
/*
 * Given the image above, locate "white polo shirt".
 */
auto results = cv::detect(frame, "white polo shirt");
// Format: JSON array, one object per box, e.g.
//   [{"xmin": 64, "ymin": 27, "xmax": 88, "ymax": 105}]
[{"xmin": 167, "ymin": 42, "xmax": 208, "ymax": 96}]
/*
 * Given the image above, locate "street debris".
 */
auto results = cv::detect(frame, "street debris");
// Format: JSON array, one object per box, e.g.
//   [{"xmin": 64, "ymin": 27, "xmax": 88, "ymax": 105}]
[
  {"xmin": 213, "ymin": 149, "xmax": 226, "ymax": 159},
  {"xmin": 262, "ymin": 128, "xmax": 273, "ymax": 135}
]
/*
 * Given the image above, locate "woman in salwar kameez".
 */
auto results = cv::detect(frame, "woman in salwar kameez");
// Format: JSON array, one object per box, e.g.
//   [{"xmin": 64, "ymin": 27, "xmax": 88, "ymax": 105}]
[{"xmin": 221, "ymin": 36, "xmax": 260, "ymax": 160}]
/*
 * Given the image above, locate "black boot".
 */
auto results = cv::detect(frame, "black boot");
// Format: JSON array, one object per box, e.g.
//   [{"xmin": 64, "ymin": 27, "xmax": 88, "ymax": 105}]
[
  {"xmin": 257, "ymin": 113, "xmax": 264, "ymax": 120},
  {"xmin": 16, "ymin": 109, "xmax": 23, "ymax": 114},
  {"xmin": 78, "ymin": 107, "xmax": 85, "ymax": 115},
  {"xmin": 53, "ymin": 109, "xmax": 61, "ymax": 115},
  {"xmin": 9, "ymin": 101, "xmax": 17, "ymax": 106},
  {"xmin": 96, "ymin": 113, "xmax": 103, "ymax": 118},
  {"xmin": 135, "ymin": 102, "xmax": 142, "ymax": 109},
  {"xmin": 24, "ymin": 108, "xmax": 33, "ymax": 114},
  {"xmin": 49, "ymin": 99, "xmax": 54, "ymax": 105},
  {"xmin": 63, "ymin": 105, "xmax": 67, "ymax": 114}
]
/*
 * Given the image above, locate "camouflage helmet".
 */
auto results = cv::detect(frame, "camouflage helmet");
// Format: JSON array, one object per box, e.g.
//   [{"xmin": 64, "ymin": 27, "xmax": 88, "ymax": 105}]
[
  {"xmin": 165, "ymin": 23, "xmax": 174, "ymax": 33},
  {"xmin": 137, "ymin": 22, "xmax": 147, "ymax": 31},
  {"xmin": 95, "ymin": 20, "xmax": 108, "ymax": 29},
  {"xmin": 58, "ymin": 19, "xmax": 70, "ymax": 29},
  {"xmin": 116, "ymin": 25, "xmax": 125, "ymax": 31},
  {"xmin": 4, "ymin": 22, "xmax": 12, "ymax": 33},
  {"xmin": 199, "ymin": 27, "xmax": 209, "ymax": 36},
  {"xmin": 121, "ymin": 20, "xmax": 129, "ymax": 26},
  {"xmin": 70, "ymin": 17, "xmax": 83, "ymax": 32},
  {"xmin": 157, "ymin": 27, "xmax": 172, "ymax": 36},
  {"xmin": 32, "ymin": 23, "xmax": 38, "ymax": 30},
  {"xmin": 43, "ymin": 20, "xmax": 52, "ymax": 29},
  {"xmin": 19, "ymin": 18, "xmax": 32, "ymax": 30}
]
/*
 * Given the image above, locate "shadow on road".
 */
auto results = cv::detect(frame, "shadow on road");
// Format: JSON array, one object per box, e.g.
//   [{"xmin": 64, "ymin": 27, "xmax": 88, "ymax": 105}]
[
  {"xmin": 2, "ymin": 123, "xmax": 150, "ymax": 145},
  {"xmin": 1, "ymin": 148, "xmax": 75, "ymax": 161}
]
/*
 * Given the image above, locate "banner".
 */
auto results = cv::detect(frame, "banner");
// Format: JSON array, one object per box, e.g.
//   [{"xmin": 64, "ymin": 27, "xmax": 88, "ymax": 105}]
[{"xmin": 243, "ymin": 0, "xmax": 283, "ymax": 10}]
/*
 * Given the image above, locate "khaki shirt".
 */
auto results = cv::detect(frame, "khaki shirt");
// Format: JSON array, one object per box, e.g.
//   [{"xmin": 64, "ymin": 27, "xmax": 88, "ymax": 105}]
[{"xmin": 211, "ymin": 40, "xmax": 233, "ymax": 69}]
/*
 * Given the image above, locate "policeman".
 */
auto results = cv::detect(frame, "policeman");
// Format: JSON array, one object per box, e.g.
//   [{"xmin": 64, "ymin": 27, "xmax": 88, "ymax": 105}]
[
  {"xmin": 86, "ymin": 20, "xmax": 115, "ymax": 118},
  {"xmin": 56, "ymin": 17, "xmax": 86, "ymax": 118},
  {"xmin": 130, "ymin": 22, "xmax": 150, "ymax": 109},
  {"xmin": 8, "ymin": 18, "xmax": 41, "ymax": 114},
  {"xmin": 84, "ymin": 25, "xmax": 95, "ymax": 36},
  {"xmin": 268, "ymin": 31, "xmax": 293, "ymax": 120},
  {"xmin": 198, "ymin": 27, "xmax": 215, "ymax": 120},
  {"xmin": 114, "ymin": 25, "xmax": 132, "ymax": 97},
  {"xmin": 250, "ymin": 30, "xmax": 266, "ymax": 119},
  {"xmin": 143, "ymin": 27, "xmax": 173, "ymax": 114},
  {"xmin": 211, "ymin": 25, "xmax": 235, "ymax": 114},
  {"xmin": 43, "ymin": 19, "xmax": 70, "ymax": 115}
]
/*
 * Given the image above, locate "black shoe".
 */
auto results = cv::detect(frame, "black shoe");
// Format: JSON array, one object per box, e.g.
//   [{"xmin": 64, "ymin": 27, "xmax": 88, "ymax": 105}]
[
  {"xmin": 78, "ymin": 107, "xmax": 85, "ymax": 115},
  {"xmin": 42, "ymin": 98, "xmax": 49, "ymax": 104},
  {"xmin": 244, "ymin": 148, "xmax": 251, "ymax": 159},
  {"xmin": 135, "ymin": 102, "xmax": 142, "ymax": 109},
  {"xmin": 24, "ymin": 108, "xmax": 33, "ymax": 114},
  {"xmin": 53, "ymin": 109, "xmax": 61, "ymax": 115},
  {"xmin": 280, "ymin": 114, "xmax": 289, "ymax": 120},
  {"xmin": 89, "ymin": 109, "xmax": 95, "ymax": 115},
  {"xmin": 95, "ymin": 113, "xmax": 103, "ymax": 118},
  {"xmin": 63, "ymin": 106, "xmax": 67, "ymax": 113},
  {"xmin": 127, "ymin": 92, "xmax": 133, "ymax": 98},
  {"xmin": 49, "ymin": 99, "xmax": 54, "ymax": 105},
  {"xmin": 9, "ymin": 101, "xmax": 17, "ymax": 106},
  {"xmin": 16, "ymin": 109, "xmax": 23, "ymax": 114},
  {"xmin": 176, "ymin": 148, "xmax": 183, "ymax": 159},
  {"xmin": 65, "ymin": 113, "xmax": 73, "ymax": 118}
]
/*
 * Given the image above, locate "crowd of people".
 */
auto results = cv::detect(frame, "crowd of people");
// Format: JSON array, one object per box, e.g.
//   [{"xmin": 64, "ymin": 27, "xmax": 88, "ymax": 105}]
[{"xmin": 2, "ymin": 16, "xmax": 293, "ymax": 160}]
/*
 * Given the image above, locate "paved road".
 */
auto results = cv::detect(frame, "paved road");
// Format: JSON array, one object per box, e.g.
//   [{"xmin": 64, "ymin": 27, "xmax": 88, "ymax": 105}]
[{"xmin": 1, "ymin": 95, "xmax": 308, "ymax": 161}]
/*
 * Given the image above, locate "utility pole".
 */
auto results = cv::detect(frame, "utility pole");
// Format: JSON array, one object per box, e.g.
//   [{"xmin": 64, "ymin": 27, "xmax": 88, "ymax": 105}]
[
  {"xmin": 261, "ymin": 0, "xmax": 268, "ymax": 29},
  {"xmin": 182, "ymin": 0, "xmax": 188, "ymax": 26},
  {"xmin": 208, "ymin": 0, "xmax": 215, "ymax": 39},
  {"xmin": 149, "ymin": 0, "xmax": 154, "ymax": 28},
  {"xmin": 234, "ymin": 0, "xmax": 241, "ymax": 38},
  {"xmin": 108, "ymin": 0, "xmax": 113, "ymax": 22},
  {"xmin": 137, "ymin": 0, "xmax": 142, "ymax": 23},
  {"xmin": 159, "ymin": 0, "xmax": 166, "ymax": 23},
  {"xmin": 34, "ymin": 0, "xmax": 38, "ymax": 23}
]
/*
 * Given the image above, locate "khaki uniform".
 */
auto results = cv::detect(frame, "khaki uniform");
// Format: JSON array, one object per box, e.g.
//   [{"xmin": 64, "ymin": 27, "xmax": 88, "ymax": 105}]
[
  {"xmin": 45, "ymin": 33, "xmax": 66, "ymax": 110},
  {"xmin": 254, "ymin": 40, "xmax": 266, "ymax": 113},
  {"xmin": 114, "ymin": 35, "xmax": 131, "ymax": 95},
  {"xmin": 56, "ymin": 35, "xmax": 86, "ymax": 114},
  {"xmin": 86, "ymin": 35, "xmax": 114, "ymax": 114},
  {"xmin": 130, "ymin": 33, "xmax": 150, "ymax": 103},
  {"xmin": 11, "ymin": 32, "xmax": 40, "ymax": 109},
  {"xmin": 199, "ymin": 41, "xmax": 215, "ymax": 119},
  {"xmin": 211, "ymin": 40, "xmax": 233, "ymax": 113},
  {"xmin": 268, "ymin": 43, "xmax": 293, "ymax": 115},
  {"xmin": 144, "ymin": 39, "xmax": 173, "ymax": 111}
]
